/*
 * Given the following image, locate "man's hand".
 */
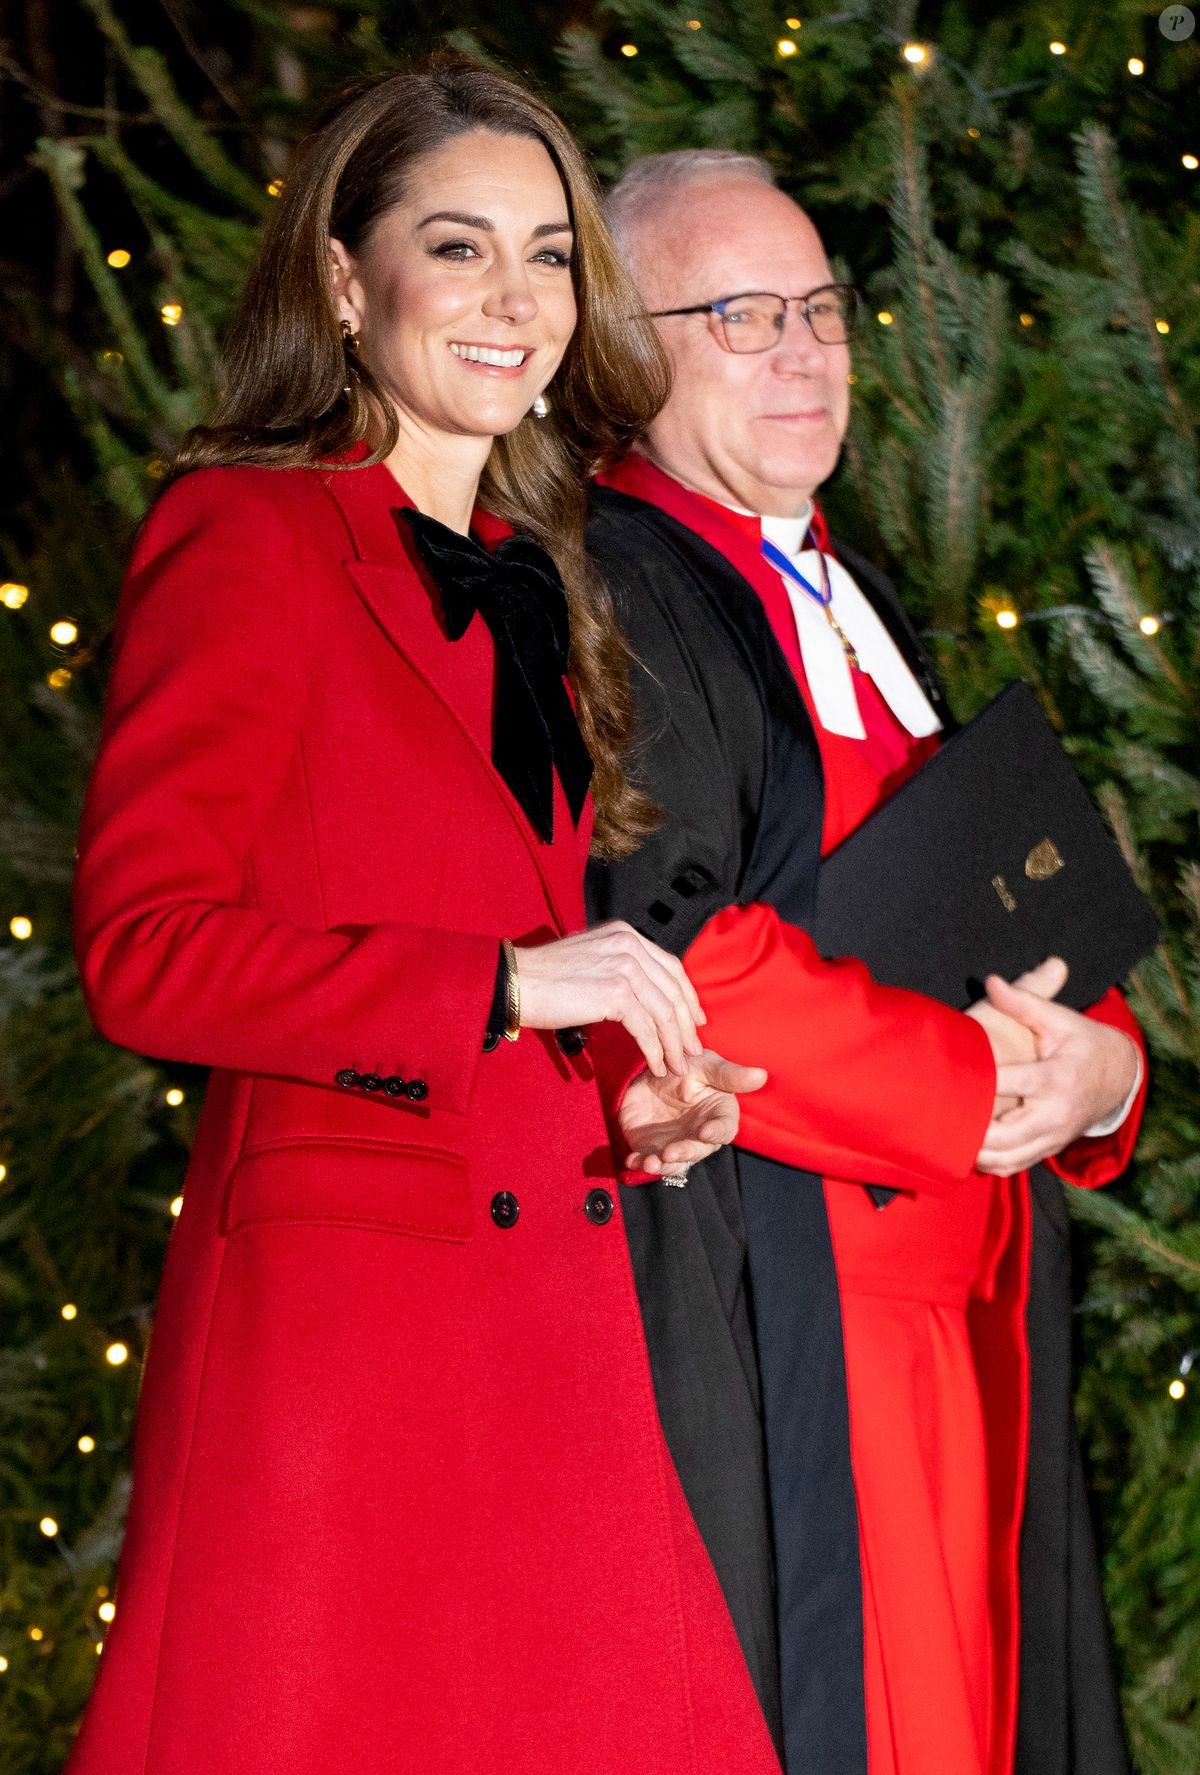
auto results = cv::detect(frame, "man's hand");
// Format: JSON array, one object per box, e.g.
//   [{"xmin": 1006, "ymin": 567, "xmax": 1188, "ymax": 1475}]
[
  {"xmin": 975, "ymin": 968, "xmax": 1140, "ymax": 1176},
  {"xmin": 965, "ymin": 956, "xmax": 1065, "ymax": 1114},
  {"xmin": 618, "ymin": 1050, "xmax": 769, "ymax": 1175}
]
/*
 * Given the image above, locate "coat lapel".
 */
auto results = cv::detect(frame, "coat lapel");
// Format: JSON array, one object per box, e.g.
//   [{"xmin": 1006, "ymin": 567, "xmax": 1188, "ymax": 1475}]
[{"xmin": 318, "ymin": 460, "xmax": 580, "ymax": 934}]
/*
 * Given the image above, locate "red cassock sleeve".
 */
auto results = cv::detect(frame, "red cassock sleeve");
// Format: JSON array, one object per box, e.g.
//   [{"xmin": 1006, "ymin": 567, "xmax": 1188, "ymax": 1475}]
[
  {"xmin": 1043, "ymin": 987, "xmax": 1148, "ymax": 1190},
  {"xmin": 681, "ymin": 902, "xmax": 997, "ymax": 1196},
  {"xmin": 73, "ymin": 470, "xmax": 498, "ymax": 1114}
]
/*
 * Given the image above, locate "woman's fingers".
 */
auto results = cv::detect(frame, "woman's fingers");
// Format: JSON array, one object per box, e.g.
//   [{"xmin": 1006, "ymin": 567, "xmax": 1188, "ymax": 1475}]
[{"xmin": 627, "ymin": 937, "xmax": 703, "ymax": 1061}]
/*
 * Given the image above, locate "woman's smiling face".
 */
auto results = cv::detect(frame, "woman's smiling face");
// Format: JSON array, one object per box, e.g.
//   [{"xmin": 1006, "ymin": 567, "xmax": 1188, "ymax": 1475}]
[{"xmin": 332, "ymin": 128, "xmax": 577, "ymax": 445}]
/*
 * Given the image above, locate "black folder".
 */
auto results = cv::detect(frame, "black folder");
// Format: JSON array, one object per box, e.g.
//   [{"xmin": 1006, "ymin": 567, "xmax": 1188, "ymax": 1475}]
[{"xmin": 813, "ymin": 681, "xmax": 1159, "ymax": 1012}]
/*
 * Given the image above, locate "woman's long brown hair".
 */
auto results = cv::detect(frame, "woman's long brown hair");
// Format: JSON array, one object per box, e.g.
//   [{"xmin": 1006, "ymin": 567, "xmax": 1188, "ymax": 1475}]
[{"xmin": 172, "ymin": 58, "xmax": 666, "ymax": 858}]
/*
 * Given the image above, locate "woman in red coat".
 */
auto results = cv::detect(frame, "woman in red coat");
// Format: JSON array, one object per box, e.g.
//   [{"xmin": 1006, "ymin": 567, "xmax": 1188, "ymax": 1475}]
[{"xmin": 67, "ymin": 63, "xmax": 779, "ymax": 1775}]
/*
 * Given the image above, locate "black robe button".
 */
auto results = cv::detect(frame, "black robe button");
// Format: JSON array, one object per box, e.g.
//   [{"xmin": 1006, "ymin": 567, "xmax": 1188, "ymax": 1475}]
[
  {"xmin": 334, "ymin": 1069, "xmax": 359, "ymax": 1089},
  {"xmin": 382, "ymin": 1076, "xmax": 406, "ymax": 1096},
  {"xmin": 555, "ymin": 1027, "xmax": 588, "ymax": 1057},
  {"xmin": 583, "ymin": 1188, "xmax": 614, "ymax": 1226},
  {"xmin": 405, "ymin": 1079, "xmax": 429, "ymax": 1102},
  {"xmin": 360, "ymin": 1074, "xmax": 382, "ymax": 1092},
  {"xmin": 491, "ymin": 1191, "xmax": 520, "ymax": 1229}
]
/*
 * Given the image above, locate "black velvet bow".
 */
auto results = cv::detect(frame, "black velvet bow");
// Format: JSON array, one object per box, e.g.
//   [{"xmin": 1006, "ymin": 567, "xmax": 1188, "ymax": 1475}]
[{"xmin": 396, "ymin": 507, "xmax": 593, "ymax": 844}]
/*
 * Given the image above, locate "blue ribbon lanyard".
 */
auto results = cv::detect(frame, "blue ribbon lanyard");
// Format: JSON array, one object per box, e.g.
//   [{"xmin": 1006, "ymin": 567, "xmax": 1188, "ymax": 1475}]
[{"xmin": 760, "ymin": 534, "xmax": 860, "ymax": 666}]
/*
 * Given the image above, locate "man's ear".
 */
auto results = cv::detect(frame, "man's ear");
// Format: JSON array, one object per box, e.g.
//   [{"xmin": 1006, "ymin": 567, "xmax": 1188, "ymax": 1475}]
[{"xmin": 329, "ymin": 237, "xmax": 363, "ymax": 332}]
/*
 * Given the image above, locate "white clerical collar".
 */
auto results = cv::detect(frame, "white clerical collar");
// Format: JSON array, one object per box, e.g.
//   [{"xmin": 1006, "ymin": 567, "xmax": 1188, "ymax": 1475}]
[{"xmin": 720, "ymin": 496, "xmax": 941, "ymax": 743}]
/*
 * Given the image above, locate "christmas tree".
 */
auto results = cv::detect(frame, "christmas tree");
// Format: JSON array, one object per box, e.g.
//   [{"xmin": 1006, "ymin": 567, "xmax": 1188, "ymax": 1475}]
[{"xmin": 1, "ymin": 2, "xmax": 1197, "ymax": 1767}]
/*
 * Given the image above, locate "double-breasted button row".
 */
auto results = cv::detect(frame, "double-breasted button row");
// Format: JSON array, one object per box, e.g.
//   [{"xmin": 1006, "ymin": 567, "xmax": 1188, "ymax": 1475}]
[
  {"xmin": 488, "ymin": 1188, "xmax": 615, "ymax": 1229},
  {"xmin": 334, "ymin": 1068, "xmax": 428, "ymax": 1102}
]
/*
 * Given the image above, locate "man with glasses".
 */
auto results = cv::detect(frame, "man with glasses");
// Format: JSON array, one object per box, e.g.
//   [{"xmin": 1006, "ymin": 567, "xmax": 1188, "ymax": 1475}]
[{"xmin": 586, "ymin": 151, "xmax": 1142, "ymax": 1775}]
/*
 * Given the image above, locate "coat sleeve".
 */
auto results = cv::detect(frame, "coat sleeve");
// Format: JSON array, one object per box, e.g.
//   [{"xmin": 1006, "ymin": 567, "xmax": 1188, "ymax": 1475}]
[
  {"xmin": 684, "ymin": 903, "xmax": 996, "ymax": 1196},
  {"xmin": 74, "ymin": 469, "xmax": 497, "ymax": 1114},
  {"xmin": 1043, "ymin": 988, "xmax": 1147, "ymax": 1190}
]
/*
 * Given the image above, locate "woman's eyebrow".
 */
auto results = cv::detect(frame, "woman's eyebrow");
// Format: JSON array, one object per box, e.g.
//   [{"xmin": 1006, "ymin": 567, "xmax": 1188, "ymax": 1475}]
[{"xmin": 418, "ymin": 211, "xmax": 573, "ymax": 238}]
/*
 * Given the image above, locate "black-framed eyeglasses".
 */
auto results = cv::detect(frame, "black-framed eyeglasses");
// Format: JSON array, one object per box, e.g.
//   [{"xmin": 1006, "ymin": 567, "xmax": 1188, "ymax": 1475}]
[{"xmin": 647, "ymin": 284, "xmax": 863, "ymax": 353}]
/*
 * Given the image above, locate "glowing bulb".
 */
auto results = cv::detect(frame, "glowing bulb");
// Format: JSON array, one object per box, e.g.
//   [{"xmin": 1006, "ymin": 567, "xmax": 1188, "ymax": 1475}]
[
  {"xmin": 105, "ymin": 1342, "xmax": 129, "ymax": 1367},
  {"xmin": 785, "ymin": 16, "xmax": 802, "ymax": 27},
  {"xmin": 98, "ymin": 1601, "xmax": 116, "ymax": 1623},
  {"xmin": 686, "ymin": 16, "xmax": 702, "ymax": 26},
  {"xmin": 777, "ymin": 38, "xmax": 798, "ymax": 55},
  {"xmin": 996, "ymin": 608, "xmax": 1020, "ymax": 630},
  {"xmin": 876, "ymin": 311, "xmax": 895, "ymax": 326},
  {"xmin": 847, "ymin": 372, "xmax": 858, "ymax": 385},
  {"xmin": 1169, "ymin": 1378, "xmax": 1186, "ymax": 1400},
  {"xmin": 1139, "ymin": 614, "xmax": 1161, "ymax": 636},
  {"xmin": 165, "ymin": 1087, "xmax": 185, "ymax": 1107},
  {"xmin": 77, "ymin": 1435, "xmax": 96, "ymax": 1454},
  {"xmin": 620, "ymin": 42, "xmax": 638, "ymax": 57},
  {"xmin": 0, "ymin": 1655, "xmax": 7, "ymax": 1671},
  {"xmin": 61, "ymin": 1303, "xmax": 77, "ymax": 1322},
  {"xmin": 1049, "ymin": 40, "xmax": 1067, "ymax": 56},
  {"xmin": 28, "ymin": 1627, "xmax": 44, "ymax": 1643},
  {"xmin": 39, "ymin": 1517, "xmax": 58, "ymax": 1538},
  {"xmin": 1183, "ymin": 155, "xmax": 1199, "ymax": 171},
  {"xmin": 95, "ymin": 1641, "xmax": 104, "ymax": 1654},
  {"xmin": 902, "ymin": 42, "xmax": 927, "ymax": 64},
  {"xmin": 1155, "ymin": 318, "xmax": 1171, "ymax": 334},
  {"xmin": 0, "ymin": 1164, "xmax": 7, "ymax": 1182},
  {"xmin": 49, "ymin": 619, "xmax": 78, "ymax": 645},
  {"xmin": 1126, "ymin": 57, "xmax": 1144, "ymax": 75},
  {"xmin": 161, "ymin": 302, "xmax": 184, "ymax": 326},
  {"xmin": 106, "ymin": 248, "xmax": 131, "ymax": 269},
  {"xmin": 967, "ymin": 127, "xmax": 981, "ymax": 139},
  {"xmin": 47, "ymin": 668, "xmax": 72, "ymax": 691},
  {"xmin": 102, "ymin": 350, "xmax": 124, "ymax": 366},
  {"xmin": 9, "ymin": 917, "xmax": 32, "ymax": 941},
  {"xmin": 170, "ymin": 1195, "xmax": 184, "ymax": 1218},
  {"xmin": 1, "ymin": 582, "xmax": 29, "ymax": 608},
  {"xmin": 266, "ymin": 178, "xmax": 284, "ymax": 197}
]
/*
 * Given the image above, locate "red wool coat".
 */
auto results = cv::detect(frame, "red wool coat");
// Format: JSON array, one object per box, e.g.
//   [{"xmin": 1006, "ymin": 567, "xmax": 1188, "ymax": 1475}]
[{"xmin": 67, "ymin": 457, "xmax": 782, "ymax": 1775}]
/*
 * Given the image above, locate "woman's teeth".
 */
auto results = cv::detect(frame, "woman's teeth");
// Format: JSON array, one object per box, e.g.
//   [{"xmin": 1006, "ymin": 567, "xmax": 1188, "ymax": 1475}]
[{"xmin": 449, "ymin": 344, "xmax": 528, "ymax": 367}]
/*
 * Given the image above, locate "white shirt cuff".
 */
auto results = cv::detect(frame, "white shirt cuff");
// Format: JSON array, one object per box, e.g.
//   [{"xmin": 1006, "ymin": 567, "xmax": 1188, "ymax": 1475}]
[{"xmin": 1081, "ymin": 1045, "xmax": 1144, "ymax": 1139}]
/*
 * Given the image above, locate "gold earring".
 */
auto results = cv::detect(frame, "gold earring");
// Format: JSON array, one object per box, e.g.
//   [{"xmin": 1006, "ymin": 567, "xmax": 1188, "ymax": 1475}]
[{"xmin": 340, "ymin": 319, "xmax": 360, "ymax": 354}]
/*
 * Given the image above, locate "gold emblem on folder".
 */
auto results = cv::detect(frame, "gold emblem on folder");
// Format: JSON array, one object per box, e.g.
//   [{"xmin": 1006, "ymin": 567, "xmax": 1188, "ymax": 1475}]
[
  {"xmin": 1024, "ymin": 838, "xmax": 1064, "ymax": 881},
  {"xmin": 991, "ymin": 874, "xmax": 1018, "ymax": 914}
]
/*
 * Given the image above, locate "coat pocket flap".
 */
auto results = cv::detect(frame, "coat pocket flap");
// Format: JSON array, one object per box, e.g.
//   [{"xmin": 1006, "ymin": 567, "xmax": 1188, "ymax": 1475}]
[{"xmin": 221, "ymin": 1139, "xmax": 472, "ymax": 1243}]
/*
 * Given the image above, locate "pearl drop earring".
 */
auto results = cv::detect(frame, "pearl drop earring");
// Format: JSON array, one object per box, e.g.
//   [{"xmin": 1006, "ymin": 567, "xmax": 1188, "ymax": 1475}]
[{"xmin": 532, "ymin": 393, "xmax": 549, "ymax": 420}]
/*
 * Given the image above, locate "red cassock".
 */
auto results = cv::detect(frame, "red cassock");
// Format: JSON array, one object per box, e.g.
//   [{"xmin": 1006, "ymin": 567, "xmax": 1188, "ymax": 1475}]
[
  {"xmin": 598, "ymin": 456, "xmax": 1147, "ymax": 1775},
  {"xmin": 67, "ymin": 457, "xmax": 783, "ymax": 1775}
]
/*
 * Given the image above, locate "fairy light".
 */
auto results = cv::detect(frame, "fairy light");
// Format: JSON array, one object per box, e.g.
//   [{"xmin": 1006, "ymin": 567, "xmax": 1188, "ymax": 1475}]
[
  {"xmin": 1127, "ymin": 57, "xmax": 1144, "ymax": 75},
  {"xmin": 60, "ymin": 1303, "xmax": 77, "ymax": 1322},
  {"xmin": 1169, "ymin": 1378, "xmax": 1186, "ymax": 1400},
  {"xmin": 777, "ymin": 38, "xmax": 798, "ymax": 56},
  {"xmin": 686, "ymin": 16, "xmax": 702, "ymax": 26},
  {"xmin": 49, "ymin": 619, "xmax": 78, "ymax": 646},
  {"xmin": 996, "ymin": 608, "xmax": 1020, "ymax": 630},
  {"xmin": 967, "ymin": 127, "xmax": 981, "ymax": 139},
  {"xmin": 165, "ymin": 1088, "xmax": 185, "ymax": 1107},
  {"xmin": 0, "ymin": 1164, "xmax": 7, "ymax": 1183},
  {"xmin": 98, "ymin": 1601, "xmax": 116, "ymax": 1624},
  {"xmin": 785, "ymin": 16, "xmax": 802, "ymax": 28},
  {"xmin": 47, "ymin": 668, "xmax": 72, "ymax": 691},
  {"xmin": 1139, "ymin": 614, "xmax": 1162, "ymax": 636},
  {"xmin": 9, "ymin": 917, "xmax": 32, "ymax": 941},
  {"xmin": 620, "ymin": 42, "xmax": 638, "ymax": 57},
  {"xmin": 106, "ymin": 248, "xmax": 131, "ymax": 269},
  {"xmin": 1, "ymin": 583, "xmax": 29, "ymax": 609},
  {"xmin": 266, "ymin": 178, "xmax": 284, "ymax": 197},
  {"xmin": 1049, "ymin": 40, "xmax": 1067, "ymax": 56},
  {"xmin": 1183, "ymin": 155, "xmax": 1199, "ymax": 171},
  {"xmin": 902, "ymin": 43, "xmax": 928, "ymax": 65},
  {"xmin": 0, "ymin": 1656, "xmax": 7, "ymax": 1672},
  {"xmin": 170, "ymin": 1195, "xmax": 184, "ymax": 1218},
  {"xmin": 161, "ymin": 302, "xmax": 184, "ymax": 327},
  {"xmin": 102, "ymin": 350, "xmax": 124, "ymax": 366},
  {"xmin": 27, "ymin": 1628, "xmax": 44, "ymax": 1643},
  {"xmin": 105, "ymin": 1342, "xmax": 129, "ymax": 1367},
  {"xmin": 877, "ymin": 310, "xmax": 895, "ymax": 326},
  {"xmin": 1155, "ymin": 318, "xmax": 1171, "ymax": 335},
  {"xmin": 39, "ymin": 1517, "xmax": 58, "ymax": 1539},
  {"xmin": 77, "ymin": 1435, "xmax": 96, "ymax": 1454},
  {"xmin": 1019, "ymin": 312, "xmax": 1035, "ymax": 326},
  {"xmin": 94, "ymin": 1641, "xmax": 104, "ymax": 1654}
]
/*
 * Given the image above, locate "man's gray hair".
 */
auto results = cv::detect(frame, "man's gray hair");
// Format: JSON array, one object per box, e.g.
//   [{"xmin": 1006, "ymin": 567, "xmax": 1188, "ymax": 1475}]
[{"xmin": 606, "ymin": 149, "xmax": 776, "ymax": 268}]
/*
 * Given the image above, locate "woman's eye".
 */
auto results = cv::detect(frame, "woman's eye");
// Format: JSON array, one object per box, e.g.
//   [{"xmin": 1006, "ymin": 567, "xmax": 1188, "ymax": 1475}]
[
  {"xmin": 430, "ymin": 239, "xmax": 480, "ymax": 261},
  {"xmin": 531, "ymin": 248, "xmax": 572, "ymax": 268}
]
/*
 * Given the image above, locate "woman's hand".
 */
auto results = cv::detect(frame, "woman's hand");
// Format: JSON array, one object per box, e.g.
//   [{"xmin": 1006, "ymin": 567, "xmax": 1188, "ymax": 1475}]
[
  {"xmin": 514, "ymin": 922, "xmax": 706, "ymax": 1078},
  {"xmin": 617, "ymin": 1051, "xmax": 769, "ymax": 1174}
]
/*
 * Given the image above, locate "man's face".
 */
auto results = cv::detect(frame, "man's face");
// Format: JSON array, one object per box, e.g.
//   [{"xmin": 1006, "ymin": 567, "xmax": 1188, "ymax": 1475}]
[{"xmin": 629, "ymin": 179, "xmax": 852, "ymax": 517}]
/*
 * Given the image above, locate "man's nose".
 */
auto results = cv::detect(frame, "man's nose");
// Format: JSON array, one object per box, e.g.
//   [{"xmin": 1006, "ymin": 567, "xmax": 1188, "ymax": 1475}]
[{"xmin": 771, "ymin": 310, "xmax": 829, "ymax": 373}]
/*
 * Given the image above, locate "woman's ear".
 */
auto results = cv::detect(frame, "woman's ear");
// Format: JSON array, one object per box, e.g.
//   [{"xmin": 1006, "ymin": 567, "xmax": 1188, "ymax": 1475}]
[{"xmin": 330, "ymin": 237, "xmax": 363, "ymax": 332}]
